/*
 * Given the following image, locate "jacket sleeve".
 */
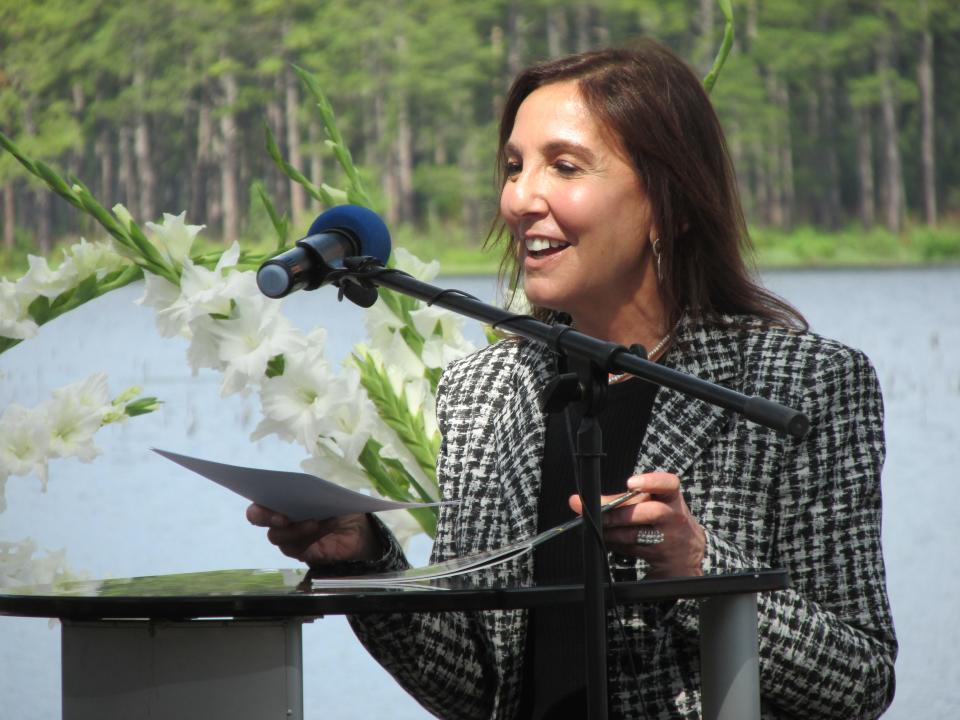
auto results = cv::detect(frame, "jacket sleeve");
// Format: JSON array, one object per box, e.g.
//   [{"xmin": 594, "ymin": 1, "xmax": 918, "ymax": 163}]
[
  {"xmin": 345, "ymin": 368, "xmax": 498, "ymax": 720},
  {"xmin": 670, "ymin": 346, "xmax": 897, "ymax": 718}
]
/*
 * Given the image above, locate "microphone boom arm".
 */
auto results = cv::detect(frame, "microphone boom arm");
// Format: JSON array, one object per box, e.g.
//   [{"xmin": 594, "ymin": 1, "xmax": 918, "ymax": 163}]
[{"xmin": 338, "ymin": 258, "xmax": 809, "ymax": 439}]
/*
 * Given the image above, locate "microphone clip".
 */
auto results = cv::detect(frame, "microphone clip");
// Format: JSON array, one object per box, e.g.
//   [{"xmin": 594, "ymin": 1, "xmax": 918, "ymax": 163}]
[{"xmin": 333, "ymin": 255, "xmax": 384, "ymax": 308}]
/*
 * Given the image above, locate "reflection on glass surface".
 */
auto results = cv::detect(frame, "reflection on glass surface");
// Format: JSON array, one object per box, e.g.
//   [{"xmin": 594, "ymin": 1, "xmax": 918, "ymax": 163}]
[{"xmin": 7, "ymin": 568, "xmax": 306, "ymax": 598}]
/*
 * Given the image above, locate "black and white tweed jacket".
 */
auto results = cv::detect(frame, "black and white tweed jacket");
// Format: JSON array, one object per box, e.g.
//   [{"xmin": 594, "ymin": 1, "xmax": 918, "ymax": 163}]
[{"xmin": 349, "ymin": 314, "xmax": 897, "ymax": 719}]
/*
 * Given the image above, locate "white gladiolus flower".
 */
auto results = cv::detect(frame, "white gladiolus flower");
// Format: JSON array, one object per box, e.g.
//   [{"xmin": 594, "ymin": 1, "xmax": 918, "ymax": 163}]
[
  {"xmin": 301, "ymin": 447, "xmax": 373, "ymax": 493},
  {"xmin": 0, "ymin": 279, "xmax": 39, "ymax": 340},
  {"xmin": 364, "ymin": 331, "xmax": 427, "ymax": 389},
  {"xmin": 145, "ymin": 212, "xmax": 204, "ymax": 266},
  {"xmin": 362, "ymin": 295, "xmax": 407, "ymax": 350},
  {"xmin": 0, "ymin": 405, "xmax": 50, "ymax": 491},
  {"xmin": 64, "ymin": 238, "xmax": 127, "ymax": 281},
  {"xmin": 421, "ymin": 335, "xmax": 474, "ymax": 370},
  {"xmin": 141, "ymin": 242, "xmax": 246, "ymax": 338},
  {"xmin": 251, "ymin": 331, "xmax": 344, "ymax": 447},
  {"xmin": 137, "ymin": 273, "xmax": 185, "ymax": 337},
  {"xmin": 212, "ymin": 296, "xmax": 307, "ymax": 396},
  {"xmin": 393, "ymin": 247, "xmax": 440, "ymax": 282},
  {"xmin": 19, "ymin": 254, "xmax": 75, "ymax": 299},
  {"xmin": 45, "ymin": 373, "xmax": 112, "ymax": 461}
]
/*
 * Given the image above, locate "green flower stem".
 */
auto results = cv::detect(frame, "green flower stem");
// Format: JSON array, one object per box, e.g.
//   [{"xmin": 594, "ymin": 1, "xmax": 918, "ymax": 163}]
[
  {"xmin": 1, "ymin": 130, "xmax": 179, "ymax": 286},
  {"xmin": 0, "ymin": 265, "xmax": 144, "ymax": 356},
  {"xmin": 254, "ymin": 182, "xmax": 291, "ymax": 252},
  {"xmin": 702, "ymin": 0, "xmax": 734, "ymax": 94},
  {"xmin": 265, "ymin": 126, "xmax": 339, "ymax": 208},
  {"xmin": 293, "ymin": 65, "xmax": 374, "ymax": 209}
]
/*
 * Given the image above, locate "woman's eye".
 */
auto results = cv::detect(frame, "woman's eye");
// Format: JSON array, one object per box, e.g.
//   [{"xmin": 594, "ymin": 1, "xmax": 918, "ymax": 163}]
[
  {"xmin": 554, "ymin": 160, "xmax": 580, "ymax": 175},
  {"xmin": 505, "ymin": 160, "xmax": 522, "ymax": 177}
]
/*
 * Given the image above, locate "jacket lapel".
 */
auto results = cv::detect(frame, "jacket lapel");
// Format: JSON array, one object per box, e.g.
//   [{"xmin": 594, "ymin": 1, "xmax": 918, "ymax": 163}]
[
  {"xmin": 635, "ymin": 317, "xmax": 743, "ymax": 479},
  {"xmin": 492, "ymin": 340, "xmax": 555, "ymax": 544}
]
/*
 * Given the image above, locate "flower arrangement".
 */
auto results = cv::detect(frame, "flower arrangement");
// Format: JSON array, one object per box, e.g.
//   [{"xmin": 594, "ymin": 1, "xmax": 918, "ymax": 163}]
[{"xmin": 0, "ymin": 68, "xmax": 477, "ymax": 588}]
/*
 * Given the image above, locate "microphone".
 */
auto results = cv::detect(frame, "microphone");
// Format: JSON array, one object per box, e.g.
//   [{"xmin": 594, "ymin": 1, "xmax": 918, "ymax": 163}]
[{"xmin": 256, "ymin": 205, "xmax": 391, "ymax": 305}]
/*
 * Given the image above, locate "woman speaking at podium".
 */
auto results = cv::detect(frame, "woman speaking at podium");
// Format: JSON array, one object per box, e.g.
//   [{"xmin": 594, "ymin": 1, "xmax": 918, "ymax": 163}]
[{"xmin": 248, "ymin": 39, "xmax": 896, "ymax": 719}]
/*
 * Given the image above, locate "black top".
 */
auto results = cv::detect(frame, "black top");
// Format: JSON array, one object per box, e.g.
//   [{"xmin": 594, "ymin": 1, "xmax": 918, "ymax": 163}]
[{"xmin": 521, "ymin": 377, "xmax": 658, "ymax": 718}]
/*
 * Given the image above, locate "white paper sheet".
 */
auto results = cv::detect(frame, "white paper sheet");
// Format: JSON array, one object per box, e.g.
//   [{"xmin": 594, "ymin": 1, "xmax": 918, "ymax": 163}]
[{"xmin": 153, "ymin": 448, "xmax": 447, "ymax": 522}]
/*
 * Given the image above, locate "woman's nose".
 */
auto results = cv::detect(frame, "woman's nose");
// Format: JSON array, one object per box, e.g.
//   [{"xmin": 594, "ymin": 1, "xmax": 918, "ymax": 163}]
[{"xmin": 501, "ymin": 169, "xmax": 548, "ymax": 220}]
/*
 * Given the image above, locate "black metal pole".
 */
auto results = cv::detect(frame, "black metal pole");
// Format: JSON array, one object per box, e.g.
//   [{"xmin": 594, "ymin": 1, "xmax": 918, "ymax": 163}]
[{"xmin": 571, "ymin": 358, "xmax": 610, "ymax": 720}]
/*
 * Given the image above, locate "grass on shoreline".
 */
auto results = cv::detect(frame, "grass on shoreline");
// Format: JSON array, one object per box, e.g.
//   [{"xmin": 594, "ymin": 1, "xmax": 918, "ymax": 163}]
[{"xmin": 2, "ymin": 222, "xmax": 959, "ymax": 279}]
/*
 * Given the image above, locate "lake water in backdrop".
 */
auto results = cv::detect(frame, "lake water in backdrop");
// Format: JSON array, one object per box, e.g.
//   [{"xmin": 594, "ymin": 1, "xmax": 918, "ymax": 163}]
[{"xmin": 1, "ymin": 267, "xmax": 958, "ymax": 719}]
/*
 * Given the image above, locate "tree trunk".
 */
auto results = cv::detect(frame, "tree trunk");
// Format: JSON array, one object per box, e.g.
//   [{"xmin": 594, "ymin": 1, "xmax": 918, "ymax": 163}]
[
  {"xmin": 219, "ymin": 67, "xmax": 240, "ymax": 244},
  {"xmin": 2, "ymin": 182, "xmax": 14, "ymax": 249},
  {"xmin": 695, "ymin": 0, "xmax": 716, "ymax": 76},
  {"xmin": 266, "ymin": 99, "xmax": 287, "ymax": 211},
  {"xmin": 817, "ymin": 69, "xmax": 841, "ymax": 229},
  {"xmin": 506, "ymin": 2, "xmax": 526, "ymax": 79},
  {"xmin": 854, "ymin": 106, "xmax": 876, "ymax": 228},
  {"xmin": 34, "ymin": 186, "xmax": 52, "ymax": 254},
  {"xmin": 575, "ymin": 5, "xmax": 591, "ymax": 53},
  {"xmin": 774, "ymin": 78, "xmax": 794, "ymax": 229},
  {"xmin": 490, "ymin": 24, "xmax": 505, "ymax": 117},
  {"xmin": 918, "ymin": 1, "xmax": 937, "ymax": 225},
  {"xmin": 876, "ymin": 29, "xmax": 904, "ymax": 233},
  {"xmin": 285, "ymin": 69, "xmax": 306, "ymax": 226},
  {"xmin": 133, "ymin": 67, "xmax": 156, "ymax": 222},
  {"xmin": 95, "ymin": 122, "xmax": 114, "ymax": 207},
  {"xmin": 751, "ymin": 138, "xmax": 769, "ymax": 226},
  {"xmin": 395, "ymin": 92, "xmax": 415, "ymax": 225},
  {"xmin": 546, "ymin": 6, "xmax": 567, "ymax": 58},
  {"xmin": 118, "ymin": 125, "xmax": 137, "ymax": 212},
  {"xmin": 191, "ymin": 93, "xmax": 214, "ymax": 222}
]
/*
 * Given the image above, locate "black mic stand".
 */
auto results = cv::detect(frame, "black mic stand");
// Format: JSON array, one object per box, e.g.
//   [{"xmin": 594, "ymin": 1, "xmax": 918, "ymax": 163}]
[{"xmin": 322, "ymin": 258, "xmax": 810, "ymax": 720}]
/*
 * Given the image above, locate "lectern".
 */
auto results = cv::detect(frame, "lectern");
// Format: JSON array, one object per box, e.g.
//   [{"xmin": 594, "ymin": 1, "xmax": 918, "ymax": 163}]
[{"xmin": 0, "ymin": 567, "xmax": 788, "ymax": 720}]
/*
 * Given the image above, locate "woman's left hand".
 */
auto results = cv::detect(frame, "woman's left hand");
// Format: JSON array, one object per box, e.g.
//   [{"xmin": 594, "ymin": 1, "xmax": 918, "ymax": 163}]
[{"xmin": 568, "ymin": 472, "xmax": 705, "ymax": 578}]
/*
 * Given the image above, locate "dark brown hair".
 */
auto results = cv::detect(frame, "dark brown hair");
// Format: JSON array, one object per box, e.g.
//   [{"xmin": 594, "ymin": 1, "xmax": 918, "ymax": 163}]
[{"xmin": 489, "ymin": 40, "xmax": 806, "ymax": 330}]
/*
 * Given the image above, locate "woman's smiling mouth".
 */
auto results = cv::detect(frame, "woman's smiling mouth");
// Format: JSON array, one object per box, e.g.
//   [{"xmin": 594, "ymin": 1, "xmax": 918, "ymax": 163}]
[{"xmin": 525, "ymin": 237, "xmax": 571, "ymax": 258}]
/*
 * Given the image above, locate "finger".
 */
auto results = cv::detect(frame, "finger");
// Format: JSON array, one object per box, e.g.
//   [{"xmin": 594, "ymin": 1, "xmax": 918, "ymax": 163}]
[
  {"xmin": 266, "ymin": 520, "xmax": 321, "ymax": 546},
  {"xmin": 568, "ymin": 490, "xmax": 647, "ymax": 516},
  {"xmin": 603, "ymin": 502, "xmax": 673, "ymax": 529},
  {"xmin": 626, "ymin": 472, "xmax": 681, "ymax": 500},
  {"xmin": 246, "ymin": 503, "xmax": 291, "ymax": 528}
]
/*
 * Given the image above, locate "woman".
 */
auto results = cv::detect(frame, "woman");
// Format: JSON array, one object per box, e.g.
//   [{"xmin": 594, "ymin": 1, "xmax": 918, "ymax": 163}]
[{"xmin": 248, "ymin": 40, "xmax": 896, "ymax": 719}]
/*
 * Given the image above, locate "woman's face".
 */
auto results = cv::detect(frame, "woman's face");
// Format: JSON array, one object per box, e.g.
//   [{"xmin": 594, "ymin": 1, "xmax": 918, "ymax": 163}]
[{"xmin": 500, "ymin": 80, "xmax": 656, "ymax": 326}]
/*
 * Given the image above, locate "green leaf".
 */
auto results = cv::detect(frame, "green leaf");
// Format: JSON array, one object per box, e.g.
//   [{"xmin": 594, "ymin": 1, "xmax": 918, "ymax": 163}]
[
  {"xmin": 254, "ymin": 182, "xmax": 291, "ymax": 251},
  {"xmin": 265, "ymin": 353, "xmax": 286, "ymax": 378},
  {"xmin": 356, "ymin": 438, "xmax": 437, "ymax": 537},
  {"xmin": 71, "ymin": 273, "xmax": 101, "ymax": 305},
  {"xmin": 352, "ymin": 351, "xmax": 439, "ymax": 485},
  {"xmin": 27, "ymin": 295, "xmax": 52, "ymax": 324}
]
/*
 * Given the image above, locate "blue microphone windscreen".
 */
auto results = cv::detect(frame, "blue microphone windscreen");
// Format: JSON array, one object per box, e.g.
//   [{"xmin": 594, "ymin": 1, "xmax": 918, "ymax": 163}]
[{"xmin": 308, "ymin": 205, "xmax": 391, "ymax": 264}]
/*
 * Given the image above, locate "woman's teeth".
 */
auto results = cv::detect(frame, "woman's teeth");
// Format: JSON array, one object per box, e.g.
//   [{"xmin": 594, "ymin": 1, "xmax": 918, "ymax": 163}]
[{"xmin": 525, "ymin": 238, "xmax": 570, "ymax": 254}]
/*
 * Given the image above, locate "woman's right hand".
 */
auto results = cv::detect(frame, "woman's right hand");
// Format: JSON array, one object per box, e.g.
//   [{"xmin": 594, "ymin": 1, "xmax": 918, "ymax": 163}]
[{"xmin": 246, "ymin": 504, "xmax": 382, "ymax": 567}]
